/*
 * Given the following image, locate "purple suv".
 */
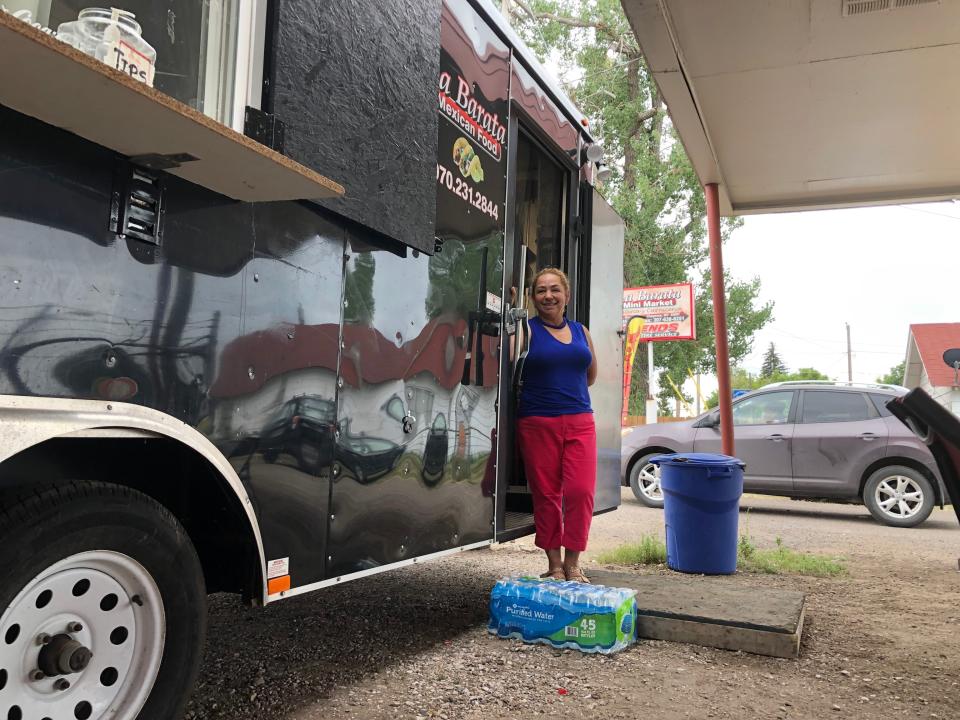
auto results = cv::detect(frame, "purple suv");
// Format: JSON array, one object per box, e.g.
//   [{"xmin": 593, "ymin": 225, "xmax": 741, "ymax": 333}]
[{"xmin": 620, "ymin": 382, "xmax": 947, "ymax": 527}]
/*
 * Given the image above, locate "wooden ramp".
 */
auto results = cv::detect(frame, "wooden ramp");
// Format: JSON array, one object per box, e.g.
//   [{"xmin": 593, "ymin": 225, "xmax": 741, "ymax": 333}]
[{"xmin": 589, "ymin": 570, "xmax": 806, "ymax": 659}]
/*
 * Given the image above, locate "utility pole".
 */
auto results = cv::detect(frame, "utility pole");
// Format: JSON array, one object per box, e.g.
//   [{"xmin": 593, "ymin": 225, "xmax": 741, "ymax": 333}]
[
  {"xmin": 646, "ymin": 342, "xmax": 657, "ymax": 424},
  {"xmin": 501, "ymin": 0, "xmax": 510, "ymax": 17},
  {"xmin": 846, "ymin": 322, "xmax": 853, "ymax": 382}
]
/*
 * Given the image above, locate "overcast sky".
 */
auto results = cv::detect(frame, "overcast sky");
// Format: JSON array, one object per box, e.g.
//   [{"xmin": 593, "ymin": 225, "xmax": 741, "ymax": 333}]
[{"xmin": 709, "ymin": 200, "xmax": 960, "ymax": 390}]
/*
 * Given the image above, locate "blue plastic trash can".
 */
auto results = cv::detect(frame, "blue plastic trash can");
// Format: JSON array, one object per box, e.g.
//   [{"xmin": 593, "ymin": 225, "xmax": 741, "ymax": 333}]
[{"xmin": 649, "ymin": 453, "xmax": 745, "ymax": 574}]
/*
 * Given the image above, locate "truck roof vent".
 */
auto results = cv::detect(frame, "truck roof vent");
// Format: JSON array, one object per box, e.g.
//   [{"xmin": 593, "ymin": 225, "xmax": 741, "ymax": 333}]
[
  {"xmin": 842, "ymin": 0, "xmax": 939, "ymax": 16},
  {"xmin": 843, "ymin": 0, "xmax": 890, "ymax": 15}
]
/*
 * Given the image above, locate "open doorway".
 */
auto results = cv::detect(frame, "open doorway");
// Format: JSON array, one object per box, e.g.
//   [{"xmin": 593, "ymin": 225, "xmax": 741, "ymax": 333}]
[{"xmin": 497, "ymin": 126, "xmax": 572, "ymax": 538}]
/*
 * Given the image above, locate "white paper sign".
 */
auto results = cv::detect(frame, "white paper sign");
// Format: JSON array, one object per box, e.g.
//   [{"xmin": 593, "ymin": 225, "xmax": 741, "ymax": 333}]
[
  {"xmin": 485, "ymin": 292, "xmax": 502, "ymax": 314},
  {"xmin": 106, "ymin": 39, "xmax": 155, "ymax": 87},
  {"xmin": 266, "ymin": 557, "xmax": 290, "ymax": 579}
]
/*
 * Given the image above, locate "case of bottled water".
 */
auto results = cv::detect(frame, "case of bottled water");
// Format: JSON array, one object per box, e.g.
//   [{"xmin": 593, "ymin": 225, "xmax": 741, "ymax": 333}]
[{"xmin": 488, "ymin": 577, "xmax": 637, "ymax": 654}]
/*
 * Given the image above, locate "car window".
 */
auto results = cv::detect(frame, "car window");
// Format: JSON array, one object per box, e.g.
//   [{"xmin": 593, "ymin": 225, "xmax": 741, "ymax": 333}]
[
  {"xmin": 801, "ymin": 391, "xmax": 871, "ymax": 423},
  {"xmin": 869, "ymin": 393, "xmax": 895, "ymax": 417},
  {"xmin": 732, "ymin": 392, "xmax": 793, "ymax": 426}
]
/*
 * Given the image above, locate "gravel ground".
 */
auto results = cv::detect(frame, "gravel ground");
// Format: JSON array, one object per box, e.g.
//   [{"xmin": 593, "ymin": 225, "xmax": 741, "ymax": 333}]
[{"xmin": 186, "ymin": 491, "xmax": 960, "ymax": 720}]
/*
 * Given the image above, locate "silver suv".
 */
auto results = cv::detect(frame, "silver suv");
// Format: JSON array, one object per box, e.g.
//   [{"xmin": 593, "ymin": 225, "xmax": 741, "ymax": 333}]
[{"xmin": 621, "ymin": 382, "xmax": 947, "ymax": 527}]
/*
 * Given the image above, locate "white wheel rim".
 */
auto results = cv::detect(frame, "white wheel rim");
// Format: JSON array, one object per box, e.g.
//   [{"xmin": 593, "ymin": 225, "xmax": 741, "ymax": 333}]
[
  {"xmin": 638, "ymin": 463, "xmax": 663, "ymax": 501},
  {"xmin": 0, "ymin": 551, "xmax": 165, "ymax": 720},
  {"xmin": 875, "ymin": 475, "xmax": 924, "ymax": 520}
]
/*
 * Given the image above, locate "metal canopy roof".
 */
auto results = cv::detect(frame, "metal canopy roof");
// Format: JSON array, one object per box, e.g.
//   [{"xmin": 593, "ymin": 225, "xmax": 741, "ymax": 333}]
[{"xmin": 621, "ymin": 0, "xmax": 960, "ymax": 216}]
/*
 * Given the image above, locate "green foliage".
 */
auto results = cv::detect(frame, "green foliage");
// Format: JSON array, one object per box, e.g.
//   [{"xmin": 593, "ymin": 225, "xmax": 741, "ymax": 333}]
[
  {"xmin": 596, "ymin": 535, "xmax": 667, "ymax": 565},
  {"xmin": 509, "ymin": 1, "xmax": 773, "ymax": 409},
  {"xmin": 736, "ymin": 535, "xmax": 846, "ymax": 578},
  {"xmin": 598, "ymin": 534, "xmax": 846, "ymax": 577},
  {"xmin": 343, "ymin": 253, "xmax": 376, "ymax": 324},
  {"xmin": 876, "ymin": 360, "xmax": 906, "ymax": 386},
  {"xmin": 760, "ymin": 342, "xmax": 788, "ymax": 378},
  {"xmin": 704, "ymin": 366, "xmax": 830, "ymax": 409},
  {"xmin": 425, "ymin": 234, "xmax": 502, "ymax": 319}
]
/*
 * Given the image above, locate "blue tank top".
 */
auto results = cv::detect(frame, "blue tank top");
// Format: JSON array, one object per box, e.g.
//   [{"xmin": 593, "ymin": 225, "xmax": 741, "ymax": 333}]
[{"xmin": 518, "ymin": 317, "xmax": 593, "ymax": 418}]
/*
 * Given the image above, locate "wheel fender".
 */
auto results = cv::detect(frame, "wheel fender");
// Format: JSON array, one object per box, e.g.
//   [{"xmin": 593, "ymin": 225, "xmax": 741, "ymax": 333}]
[{"xmin": 0, "ymin": 394, "xmax": 267, "ymax": 601}]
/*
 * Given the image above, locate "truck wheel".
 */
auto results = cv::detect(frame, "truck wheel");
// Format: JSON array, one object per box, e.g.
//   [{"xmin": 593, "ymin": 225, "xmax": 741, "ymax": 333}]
[
  {"xmin": 629, "ymin": 454, "xmax": 665, "ymax": 508},
  {"xmin": 0, "ymin": 481, "xmax": 206, "ymax": 720},
  {"xmin": 863, "ymin": 466, "xmax": 934, "ymax": 528}
]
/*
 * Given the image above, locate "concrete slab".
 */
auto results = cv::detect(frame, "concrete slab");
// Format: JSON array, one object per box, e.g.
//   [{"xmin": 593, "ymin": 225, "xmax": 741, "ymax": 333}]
[{"xmin": 588, "ymin": 569, "xmax": 806, "ymax": 659}]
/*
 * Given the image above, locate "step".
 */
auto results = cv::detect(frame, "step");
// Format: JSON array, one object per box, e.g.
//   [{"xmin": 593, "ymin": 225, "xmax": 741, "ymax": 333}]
[{"xmin": 588, "ymin": 569, "xmax": 806, "ymax": 659}]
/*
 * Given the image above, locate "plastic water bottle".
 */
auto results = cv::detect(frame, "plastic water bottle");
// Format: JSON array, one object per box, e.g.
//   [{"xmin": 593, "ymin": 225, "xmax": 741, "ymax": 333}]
[{"xmin": 488, "ymin": 576, "xmax": 637, "ymax": 654}]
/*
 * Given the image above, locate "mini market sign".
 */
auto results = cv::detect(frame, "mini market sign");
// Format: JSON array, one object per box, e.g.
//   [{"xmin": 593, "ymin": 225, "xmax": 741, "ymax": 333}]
[
  {"xmin": 621, "ymin": 283, "xmax": 696, "ymax": 424},
  {"xmin": 622, "ymin": 283, "xmax": 696, "ymax": 341}
]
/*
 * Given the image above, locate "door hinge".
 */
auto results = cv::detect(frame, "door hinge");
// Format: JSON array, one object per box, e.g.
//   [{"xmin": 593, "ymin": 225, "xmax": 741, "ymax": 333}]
[{"xmin": 110, "ymin": 161, "xmax": 164, "ymax": 245}]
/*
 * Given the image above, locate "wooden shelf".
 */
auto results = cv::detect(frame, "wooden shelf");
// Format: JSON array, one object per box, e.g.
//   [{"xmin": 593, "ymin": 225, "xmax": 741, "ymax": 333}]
[{"xmin": 0, "ymin": 12, "xmax": 344, "ymax": 202}]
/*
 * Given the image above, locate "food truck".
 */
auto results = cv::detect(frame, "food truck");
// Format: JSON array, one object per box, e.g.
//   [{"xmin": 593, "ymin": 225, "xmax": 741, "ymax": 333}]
[{"xmin": 0, "ymin": 0, "xmax": 625, "ymax": 717}]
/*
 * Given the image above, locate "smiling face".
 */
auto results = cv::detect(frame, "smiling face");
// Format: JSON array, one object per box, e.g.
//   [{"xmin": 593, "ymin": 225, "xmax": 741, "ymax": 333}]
[{"xmin": 532, "ymin": 272, "xmax": 568, "ymax": 320}]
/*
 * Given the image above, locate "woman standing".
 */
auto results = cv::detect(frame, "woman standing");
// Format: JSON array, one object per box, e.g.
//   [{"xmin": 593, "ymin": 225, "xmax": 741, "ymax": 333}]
[{"xmin": 516, "ymin": 267, "xmax": 598, "ymax": 583}]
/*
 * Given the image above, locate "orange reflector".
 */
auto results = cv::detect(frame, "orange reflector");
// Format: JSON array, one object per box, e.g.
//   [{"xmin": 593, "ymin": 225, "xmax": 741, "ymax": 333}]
[{"xmin": 268, "ymin": 575, "xmax": 291, "ymax": 595}]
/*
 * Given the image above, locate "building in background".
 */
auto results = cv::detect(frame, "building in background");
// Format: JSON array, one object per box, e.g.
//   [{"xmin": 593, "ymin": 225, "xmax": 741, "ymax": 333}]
[{"xmin": 903, "ymin": 323, "xmax": 960, "ymax": 416}]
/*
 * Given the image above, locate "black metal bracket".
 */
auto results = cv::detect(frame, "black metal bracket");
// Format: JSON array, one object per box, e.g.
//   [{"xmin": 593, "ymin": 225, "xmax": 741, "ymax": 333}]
[
  {"xmin": 244, "ymin": 106, "xmax": 286, "ymax": 153},
  {"xmin": 109, "ymin": 160, "xmax": 165, "ymax": 246}
]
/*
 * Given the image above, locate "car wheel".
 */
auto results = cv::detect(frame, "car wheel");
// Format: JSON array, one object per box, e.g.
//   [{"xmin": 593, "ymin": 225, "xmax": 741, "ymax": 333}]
[
  {"xmin": 629, "ymin": 454, "xmax": 665, "ymax": 508},
  {"xmin": 0, "ymin": 481, "xmax": 206, "ymax": 720},
  {"xmin": 863, "ymin": 465, "xmax": 934, "ymax": 528},
  {"xmin": 298, "ymin": 443, "xmax": 321, "ymax": 473}
]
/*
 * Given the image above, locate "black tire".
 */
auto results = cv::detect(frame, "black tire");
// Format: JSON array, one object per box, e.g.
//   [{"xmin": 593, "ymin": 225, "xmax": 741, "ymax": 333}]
[
  {"xmin": 862, "ymin": 465, "xmax": 935, "ymax": 528},
  {"xmin": 0, "ymin": 481, "xmax": 206, "ymax": 720},
  {"xmin": 629, "ymin": 453, "xmax": 665, "ymax": 508}
]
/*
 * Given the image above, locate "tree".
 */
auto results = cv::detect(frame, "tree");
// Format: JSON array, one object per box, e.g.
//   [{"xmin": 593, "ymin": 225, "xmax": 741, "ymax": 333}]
[
  {"xmin": 760, "ymin": 343, "xmax": 787, "ymax": 378},
  {"xmin": 343, "ymin": 253, "xmax": 375, "ymax": 325},
  {"xmin": 876, "ymin": 361, "xmax": 906, "ymax": 386},
  {"xmin": 508, "ymin": 0, "xmax": 773, "ymax": 414},
  {"xmin": 704, "ymin": 366, "xmax": 830, "ymax": 409}
]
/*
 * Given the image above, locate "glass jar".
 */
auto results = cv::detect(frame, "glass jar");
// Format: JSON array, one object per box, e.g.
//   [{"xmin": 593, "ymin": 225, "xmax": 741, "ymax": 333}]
[{"xmin": 57, "ymin": 8, "xmax": 157, "ymax": 86}]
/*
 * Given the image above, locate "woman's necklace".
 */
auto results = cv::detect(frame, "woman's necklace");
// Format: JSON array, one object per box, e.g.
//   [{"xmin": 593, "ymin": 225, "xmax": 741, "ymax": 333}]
[{"xmin": 540, "ymin": 316, "xmax": 567, "ymax": 330}]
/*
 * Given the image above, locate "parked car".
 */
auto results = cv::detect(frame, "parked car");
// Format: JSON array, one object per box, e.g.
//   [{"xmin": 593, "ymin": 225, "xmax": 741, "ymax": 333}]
[
  {"xmin": 261, "ymin": 395, "xmax": 337, "ymax": 473},
  {"xmin": 621, "ymin": 382, "xmax": 948, "ymax": 527}
]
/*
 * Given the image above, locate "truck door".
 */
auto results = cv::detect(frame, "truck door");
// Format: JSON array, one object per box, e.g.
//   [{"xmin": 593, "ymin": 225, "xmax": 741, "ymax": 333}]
[
  {"xmin": 583, "ymin": 189, "xmax": 625, "ymax": 513},
  {"xmin": 495, "ymin": 127, "xmax": 572, "ymax": 540},
  {"xmin": 495, "ymin": 130, "xmax": 625, "ymax": 537}
]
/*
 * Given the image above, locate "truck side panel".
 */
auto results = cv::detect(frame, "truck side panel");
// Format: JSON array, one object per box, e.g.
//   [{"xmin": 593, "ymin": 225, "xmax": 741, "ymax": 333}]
[{"xmin": 0, "ymin": 103, "xmax": 340, "ymax": 588}]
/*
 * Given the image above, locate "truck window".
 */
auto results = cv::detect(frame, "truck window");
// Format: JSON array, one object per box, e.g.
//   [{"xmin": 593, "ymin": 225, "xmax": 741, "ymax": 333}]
[{"xmin": 18, "ymin": 0, "xmax": 244, "ymax": 125}]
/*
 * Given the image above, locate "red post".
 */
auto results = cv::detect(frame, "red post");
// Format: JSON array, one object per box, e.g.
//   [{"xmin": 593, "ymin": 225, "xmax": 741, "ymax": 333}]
[{"xmin": 705, "ymin": 183, "xmax": 735, "ymax": 457}]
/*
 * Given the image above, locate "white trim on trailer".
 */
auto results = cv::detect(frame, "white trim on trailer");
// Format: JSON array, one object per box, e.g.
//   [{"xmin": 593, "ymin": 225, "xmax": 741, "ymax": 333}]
[
  {"xmin": 229, "ymin": 0, "xmax": 269, "ymax": 132},
  {"xmin": 470, "ymin": 0, "xmax": 594, "ymax": 145},
  {"xmin": 268, "ymin": 539, "xmax": 495, "ymax": 603},
  {"xmin": 0, "ymin": 395, "xmax": 269, "ymax": 602}
]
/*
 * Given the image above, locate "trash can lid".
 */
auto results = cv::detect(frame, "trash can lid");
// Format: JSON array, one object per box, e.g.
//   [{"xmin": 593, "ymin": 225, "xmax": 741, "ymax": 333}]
[{"xmin": 649, "ymin": 452, "xmax": 744, "ymax": 468}]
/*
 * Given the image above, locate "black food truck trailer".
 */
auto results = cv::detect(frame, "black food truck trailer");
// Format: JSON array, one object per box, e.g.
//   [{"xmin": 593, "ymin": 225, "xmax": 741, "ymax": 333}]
[{"xmin": 0, "ymin": 0, "xmax": 625, "ymax": 717}]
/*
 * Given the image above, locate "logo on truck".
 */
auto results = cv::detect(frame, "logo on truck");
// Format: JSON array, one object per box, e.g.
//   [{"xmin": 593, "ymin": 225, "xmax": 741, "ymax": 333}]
[{"xmin": 438, "ymin": 71, "xmax": 505, "ymax": 163}]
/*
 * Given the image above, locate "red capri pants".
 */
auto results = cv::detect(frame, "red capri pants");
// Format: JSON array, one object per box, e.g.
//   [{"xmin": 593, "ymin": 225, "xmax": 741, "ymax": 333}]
[{"xmin": 516, "ymin": 413, "xmax": 597, "ymax": 552}]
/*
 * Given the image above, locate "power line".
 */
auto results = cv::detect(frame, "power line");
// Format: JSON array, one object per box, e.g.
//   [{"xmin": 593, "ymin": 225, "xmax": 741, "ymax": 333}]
[
  {"xmin": 896, "ymin": 204, "xmax": 960, "ymax": 222},
  {"xmin": 766, "ymin": 328, "xmax": 902, "ymax": 350}
]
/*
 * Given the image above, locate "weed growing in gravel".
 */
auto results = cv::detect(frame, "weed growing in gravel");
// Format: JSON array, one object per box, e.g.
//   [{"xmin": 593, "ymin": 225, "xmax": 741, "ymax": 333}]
[
  {"xmin": 597, "ymin": 535, "xmax": 667, "ymax": 565},
  {"xmin": 737, "ymin": 535, "xmax": 846, "ymax": 577},
  {"xmin": 598, "ymin": 534, "xmax": 846, "ymax": 577}
]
